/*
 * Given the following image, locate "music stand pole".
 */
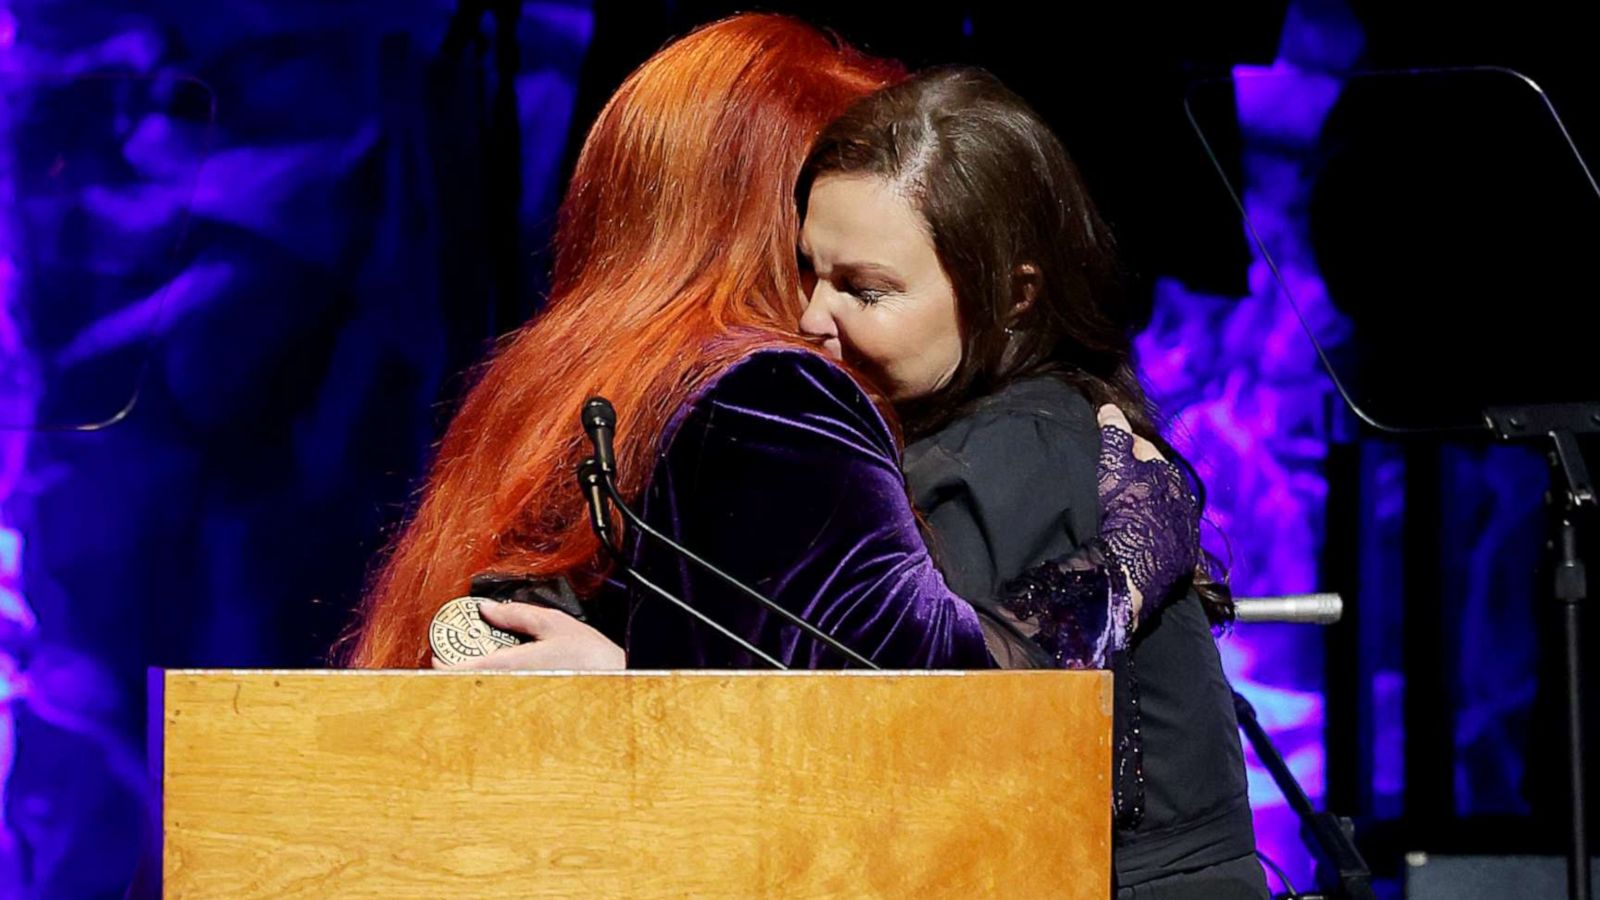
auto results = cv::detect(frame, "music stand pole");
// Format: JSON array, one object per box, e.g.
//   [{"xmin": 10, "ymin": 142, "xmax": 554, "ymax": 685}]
[{"xmin": 1486, "ymin": 403, "xmax": 1597, "ymax": 900}]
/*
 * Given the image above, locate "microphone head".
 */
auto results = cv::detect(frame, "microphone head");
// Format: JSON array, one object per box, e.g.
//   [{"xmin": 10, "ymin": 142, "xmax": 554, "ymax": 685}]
[
  {"xmin": 582, "ymin": 396, "xmax": 617, "ymax": 431},
  {"xmin": 576, "ymin": 456, "xmax": 604, "ymax": 487}
]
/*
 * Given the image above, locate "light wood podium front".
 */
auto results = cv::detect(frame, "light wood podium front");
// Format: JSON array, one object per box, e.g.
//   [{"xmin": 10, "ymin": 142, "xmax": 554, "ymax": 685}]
[{"xmin": 152, "ymin": 669, "xmax": 1111, "ymax": 898}]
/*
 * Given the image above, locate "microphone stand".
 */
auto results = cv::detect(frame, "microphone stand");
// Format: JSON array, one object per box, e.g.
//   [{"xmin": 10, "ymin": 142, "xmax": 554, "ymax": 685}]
[
  {"xmin": 595, "ymin": 475, "xmax": 879, "ymax": 670},
  {"xmin": 576, "ymin": 458, "xmax": 786, "ymax": 669},
  {"xmin": 579, "ymin": 396, "xmax": 879, "ymax": 670},
  {"xmin": 1234, "ymin": 690, "xmax": 1376, "ymax": 900}
]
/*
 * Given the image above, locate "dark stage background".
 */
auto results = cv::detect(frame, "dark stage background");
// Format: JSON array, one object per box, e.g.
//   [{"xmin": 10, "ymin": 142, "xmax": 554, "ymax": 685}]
[{"xmin": 0, "ymin": 1, "xmax": 1595, "ymax": 896}]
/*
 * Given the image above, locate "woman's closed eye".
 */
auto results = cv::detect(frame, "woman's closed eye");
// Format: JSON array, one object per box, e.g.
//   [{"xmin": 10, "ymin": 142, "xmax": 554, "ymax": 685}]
[{"xmin": 845, "ymin": 283, "xmax": 888, "ymax": 305}]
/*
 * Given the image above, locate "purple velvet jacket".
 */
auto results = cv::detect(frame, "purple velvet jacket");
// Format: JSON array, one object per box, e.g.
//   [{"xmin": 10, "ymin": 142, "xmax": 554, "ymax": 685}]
[
  {"xmin": 622, "ymin": 348, "xmax": 1111, "ymax": 669},
  {"xmin": 615, "ymin": 348, "xmax": 1257, "ymax": 892}
]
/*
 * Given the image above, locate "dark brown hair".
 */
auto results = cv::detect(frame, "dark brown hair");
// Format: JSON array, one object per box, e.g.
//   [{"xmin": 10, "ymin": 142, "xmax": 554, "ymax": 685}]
[{"xmin": 800, "ymin": 66, "xmax": 1233, "ymax": 624}]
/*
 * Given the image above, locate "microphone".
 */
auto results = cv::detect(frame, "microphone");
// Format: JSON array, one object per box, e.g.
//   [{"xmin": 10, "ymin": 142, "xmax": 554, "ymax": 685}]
[
  {"xmin": 574, "ymin": 405, "xmax": 783, "ymax": 665},
  {"xmin": 579, "ymin": 396, "xmax": 879, "ymax": 670},
  {"xmin": 576, "ymin": 457, "xmax": 615, "ymax": 547},
  {"xmin": 578, "ymin": 450, "xmax": 785, "ymax": 668},
  {"xmin": 582, "ymin": 397, "xmax": 618, "ymax": 477},
  {"xmin": 431, "ymin": 441, "xmax": 788, "ymax": 669},
  {"xmin": 1232, "ymin": 593, "xmax": 1344, "ymax": 625}
]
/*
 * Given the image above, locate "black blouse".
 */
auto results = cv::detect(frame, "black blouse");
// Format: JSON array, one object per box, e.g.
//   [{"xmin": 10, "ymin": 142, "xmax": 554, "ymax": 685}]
[{"xmin": 903, "ymin": 375, "xmax": 1258, "ymax": 887}]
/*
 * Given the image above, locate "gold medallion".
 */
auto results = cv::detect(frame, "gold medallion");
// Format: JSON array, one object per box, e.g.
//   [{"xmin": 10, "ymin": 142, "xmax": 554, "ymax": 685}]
[{"xmin": 429, "ymin": 596, "xmax": 525, "ymax": 666}]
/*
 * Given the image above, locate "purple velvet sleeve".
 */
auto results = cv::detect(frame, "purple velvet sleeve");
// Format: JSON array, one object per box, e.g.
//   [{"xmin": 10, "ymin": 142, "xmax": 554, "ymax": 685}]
[{"xmin": 624, "ymin": 349, "xmax": 998, "ymax": 669}]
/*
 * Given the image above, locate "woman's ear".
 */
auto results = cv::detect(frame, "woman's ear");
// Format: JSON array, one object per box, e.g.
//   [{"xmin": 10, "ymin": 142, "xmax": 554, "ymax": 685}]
[{"xmin": 1011, "ymin": 262, "xmax": 1041, "ymax": 322}]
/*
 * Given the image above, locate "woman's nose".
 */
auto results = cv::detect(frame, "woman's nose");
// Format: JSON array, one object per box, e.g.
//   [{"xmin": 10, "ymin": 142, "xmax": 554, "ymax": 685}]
[{"xmin": 798, "ymin": 286, "xmax": 838, "ymax": 342}]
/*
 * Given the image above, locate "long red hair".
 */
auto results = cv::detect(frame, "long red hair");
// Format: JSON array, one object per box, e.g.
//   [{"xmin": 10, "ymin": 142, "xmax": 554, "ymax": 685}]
[{"xmin": 342, "ymin": 15, "xmax": 900, "ymax": 667}]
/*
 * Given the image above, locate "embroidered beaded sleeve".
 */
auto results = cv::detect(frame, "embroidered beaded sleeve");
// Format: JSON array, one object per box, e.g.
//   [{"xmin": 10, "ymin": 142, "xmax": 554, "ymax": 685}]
[{"xmin": 995, "ymin": 425, "xmax": 1201, "ymax": 668}]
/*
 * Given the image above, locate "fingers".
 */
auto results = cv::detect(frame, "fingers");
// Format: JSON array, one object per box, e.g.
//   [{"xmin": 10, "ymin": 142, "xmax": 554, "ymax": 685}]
[
  {"xmin": 1096, "ymin": 404, "xmax": 1165, "ymax": 463},
  {"xmin": 475, "ymin": 599, "xmax": 559, "ymax": 639},
  {"xmin": 446, "ymin": 643, "xmax": 537, "ymax": 670},
  {"xmin": 437, "ymin": 601, "xmax": 626, "ymax": 671},
  {"xmin": 446, "ymin": 644, "xmax": 526, "ymax": 671},
  {"xmin": 1131, "ymin": 439, "xmax": 1163, "ymax": 463},
  {"xmin": 1096, "ymin": 403, "xmax": 1132, "ymax": 433},
  {"xmin": 442, "ymin": 632, "xmax": 626, "ymax": 671}
]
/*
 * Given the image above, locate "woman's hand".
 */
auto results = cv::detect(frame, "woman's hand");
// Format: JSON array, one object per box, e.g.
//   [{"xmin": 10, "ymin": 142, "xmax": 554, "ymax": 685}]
[
  {"xmin": 431, "ymin": 602, "xmax": 626, "ymax": 671},
  {"xmin": 1094, "ymin": 404, "xmax": 1200, "ymax": 619}
]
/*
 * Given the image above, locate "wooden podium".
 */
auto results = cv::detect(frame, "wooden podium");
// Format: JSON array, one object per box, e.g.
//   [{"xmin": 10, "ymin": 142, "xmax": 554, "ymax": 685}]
[{"xmin": 151, "ymin": 669, "xmax": 1111, "ymax": 898}]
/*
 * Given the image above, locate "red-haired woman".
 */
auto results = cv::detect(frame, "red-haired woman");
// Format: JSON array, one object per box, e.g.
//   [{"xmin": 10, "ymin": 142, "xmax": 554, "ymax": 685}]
[{"xmin": 342, "ymin": 15, "xmax": 1192, "ymax": 672}]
